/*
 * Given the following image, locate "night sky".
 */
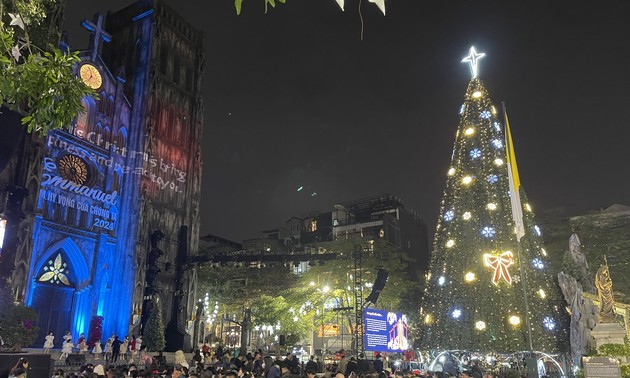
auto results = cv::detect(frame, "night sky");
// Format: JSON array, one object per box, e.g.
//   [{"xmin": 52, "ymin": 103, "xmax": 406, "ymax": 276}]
[{"xmin": 65, "ymin": 0, "xmax": 630, "ymax": 243}]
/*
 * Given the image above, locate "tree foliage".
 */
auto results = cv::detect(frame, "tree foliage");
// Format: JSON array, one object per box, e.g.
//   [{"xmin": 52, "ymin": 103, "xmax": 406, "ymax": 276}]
[
  {"xmin": 196, "ymin": 237, "xmax": 425, "ymax": 346},
  {"xmin": 235, "ymin": 0, "xmax": 287, "ymax": 15},
  {"xmin": 144, "ymin": 299, "xmax": 166, "ymax": 352},
  {"xmin": 0, "ymin": 284, "xmax": 39, "ymax": 351},
  {"xmin": 0, "ymin": 0, "xmax": 95, "ymax": 134}
]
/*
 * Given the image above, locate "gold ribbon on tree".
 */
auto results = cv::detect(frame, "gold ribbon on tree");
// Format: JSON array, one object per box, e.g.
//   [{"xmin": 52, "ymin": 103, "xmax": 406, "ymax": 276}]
[{"xmin": 483, "ymin": 251, "xmax": 514, "ymax": 285}]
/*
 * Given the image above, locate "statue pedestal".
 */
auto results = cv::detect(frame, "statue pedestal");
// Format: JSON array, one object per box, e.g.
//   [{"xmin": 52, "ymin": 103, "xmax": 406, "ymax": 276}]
[{"xmin": 591, "ymin": 322, "xmax": 626, "ymax": 349}]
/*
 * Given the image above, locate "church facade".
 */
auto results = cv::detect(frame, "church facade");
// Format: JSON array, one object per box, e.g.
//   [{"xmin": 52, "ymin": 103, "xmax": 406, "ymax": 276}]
[
  {"xmin": 102, "ymin": 0, "xmax": 204, "ymax": 350},
  {"xmin": 1, "ymin": 0, "xmax": 203, "ymax": 351}
]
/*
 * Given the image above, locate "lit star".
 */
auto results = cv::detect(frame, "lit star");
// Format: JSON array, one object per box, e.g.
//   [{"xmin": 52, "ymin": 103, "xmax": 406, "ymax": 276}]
[{"xmin": 461, "ymin": 46, "xmax": 486, "ymax": 78}]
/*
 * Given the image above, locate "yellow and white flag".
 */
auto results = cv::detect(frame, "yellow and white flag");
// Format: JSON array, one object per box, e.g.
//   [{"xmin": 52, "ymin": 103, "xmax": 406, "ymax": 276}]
[{"xmin": 503, "ymin": 103, "xmax": 525, "ymax": 241}]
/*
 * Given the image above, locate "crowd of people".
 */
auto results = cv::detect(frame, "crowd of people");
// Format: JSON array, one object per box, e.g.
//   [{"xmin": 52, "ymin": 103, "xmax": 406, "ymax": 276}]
[
  {"xmin": 41, "ymin": 332, "xmax": 147, "ymax": 364},
  {"xmin": 9, "ymin": 341, "xmax": 522, "ymax": 378}
]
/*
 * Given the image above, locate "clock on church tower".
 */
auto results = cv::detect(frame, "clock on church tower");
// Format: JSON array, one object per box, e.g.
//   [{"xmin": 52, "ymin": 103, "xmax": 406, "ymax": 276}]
[{"xmin": 79, "ymin": 63, "xmax": 103, "ymax": 90}]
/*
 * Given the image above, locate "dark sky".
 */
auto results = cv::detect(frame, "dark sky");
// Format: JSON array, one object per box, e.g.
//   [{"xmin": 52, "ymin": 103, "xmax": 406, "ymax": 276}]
[{"xmin": 65, "ymin": 0, "xmax": 630, "ymax": 243}]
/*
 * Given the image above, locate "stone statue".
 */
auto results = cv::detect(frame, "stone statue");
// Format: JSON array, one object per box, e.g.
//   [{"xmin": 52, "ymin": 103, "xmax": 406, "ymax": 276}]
[
  {"xmin": 595, "ymin": 257, "xmax": 616, "ymax": 323},
  {"xmin": 569, "ymin": 232, "xmax": 594, "ymax": 292},
  {"xmin": 569, "ymin": 233, "xmax": 589, "ymax": 268},
  {"xmin": 558, "ymin": 271, "xmax": 598, "ymax": 366}
]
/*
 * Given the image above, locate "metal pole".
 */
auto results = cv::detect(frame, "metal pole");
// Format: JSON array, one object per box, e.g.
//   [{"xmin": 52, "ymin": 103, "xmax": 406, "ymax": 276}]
[
  {"xmin": 516, "ymin": 240, "xmax": 534, "ymax": 351},
  {"xmin": 502, "ymin": 101, "xmax": 533, "ymax": 352},
  {"xmin": 321, "ymin": 304, "xmax": 325, "ymax": 356}
]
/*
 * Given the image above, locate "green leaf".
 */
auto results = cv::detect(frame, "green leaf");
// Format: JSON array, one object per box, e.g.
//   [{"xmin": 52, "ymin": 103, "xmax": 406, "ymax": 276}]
[
  {"xmin": 265, "ymin": 0, "xmax": 275, "ymax": 13},
  {"xmin": 235, "ymin": 0, "xmax": 243, "ymax": 15}
]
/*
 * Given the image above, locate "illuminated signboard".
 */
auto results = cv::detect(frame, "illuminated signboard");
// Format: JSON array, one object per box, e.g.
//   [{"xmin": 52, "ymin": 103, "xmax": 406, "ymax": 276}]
[{"xmin": 363, "ymin": 308, "xmax": 409, "ymax": 352}]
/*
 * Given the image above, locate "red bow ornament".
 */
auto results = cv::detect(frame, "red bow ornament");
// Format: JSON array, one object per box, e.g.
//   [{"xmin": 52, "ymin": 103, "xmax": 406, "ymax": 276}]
[{"xmin": 483, "ymin": 251, "xmax": 514, "ymax": 285}]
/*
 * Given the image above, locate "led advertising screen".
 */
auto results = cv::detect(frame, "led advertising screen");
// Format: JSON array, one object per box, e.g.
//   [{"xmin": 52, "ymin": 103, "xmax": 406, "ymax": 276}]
[{"xmin": 363, "ymin": 308, "xmax": 409, "ymax": 352}]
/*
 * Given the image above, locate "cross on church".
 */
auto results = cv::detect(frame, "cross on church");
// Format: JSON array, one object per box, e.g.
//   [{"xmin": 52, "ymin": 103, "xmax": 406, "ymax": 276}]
[{"xmin": 81, "ymin": 13, "xmax": 112, "ymax": 60}]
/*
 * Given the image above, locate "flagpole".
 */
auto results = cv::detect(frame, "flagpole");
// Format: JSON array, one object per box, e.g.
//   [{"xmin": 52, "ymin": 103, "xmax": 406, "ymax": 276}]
[
  {"xmin": 516, "ymin": 236, "xmax": 534, "ymax": 351},
  {"xmin": 502, "ymin": 101, "xmax": 534, "ymax": 352}
]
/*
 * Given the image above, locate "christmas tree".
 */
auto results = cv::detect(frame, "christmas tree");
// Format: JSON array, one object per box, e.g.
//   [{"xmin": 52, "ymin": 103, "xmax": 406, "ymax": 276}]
[
  {"xmin": 419, "ymin": 47, "xmax": 566, "ymax": 353},
  {"xmin": 144, "ymin": 298, "xmax": 166, "ymax": 352}
]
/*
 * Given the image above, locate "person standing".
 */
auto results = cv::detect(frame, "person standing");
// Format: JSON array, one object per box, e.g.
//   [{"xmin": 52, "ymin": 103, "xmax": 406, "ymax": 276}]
[
  {"xmin": 60, "ymin": 339, "xmax": 74, "ymax": 361},
  {"xmin": 305, "ymin": 356, "xmax": 318, "ymax": 374},
  {"xmin": 111, "ymin": 336, "xmax": 122, "ymax": 363},
  {"xmin": 357, "ymin": 354, "xmax": 369, "ymax": 374},
  {"xmin": 265, "ymin": 357, "xmax": 280, "ymax": 378},
  {"xmin": 135, "ymin": 336, "xmax": 142, "ymax": 355},
  {"xmin": 43, "ymin": 332, "xmax": 54, "ymax": 354},
  {"xmin": 78, "ymin": 334, "xmax": 88, "ymax": 354},
  {"xmin": 120, "ymin": 337, "xmax": 129, "ymax": 362},
  {"xmin": 373, "ymin": 354, "xmax": 384, "ymax": 374},
  {"xmin": 337, "ymin": 355, "xmax": 348, "ymax": 376},
  {"xmin": 130, "ymin": 336, "xmax": 137, "ymax": 362},
  {"xmin": 93, "ymin": 340, "xmax": 103, "ymax": 360},
  {"xmin": 103, "ymin": 338, "xmax": 112, "ymax": 362},
  {"xmin": 345, "ymin": 357, "xmax": 358, "ymax": 377}
]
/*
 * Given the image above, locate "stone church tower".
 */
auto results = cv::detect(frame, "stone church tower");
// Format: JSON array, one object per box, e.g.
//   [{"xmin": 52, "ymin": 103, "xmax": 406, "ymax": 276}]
[
  {"xmin": 1, "ymin": 13, "xmax": 140, "ymax": 345},
  {"xmin": 102, "ymin": 0, "xmax": 203, "ymax": 351}
]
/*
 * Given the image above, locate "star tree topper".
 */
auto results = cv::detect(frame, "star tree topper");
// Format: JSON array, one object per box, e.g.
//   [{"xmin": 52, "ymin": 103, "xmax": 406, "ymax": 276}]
[
  {"xmin": 483, "ymin": 251, "xmax": 514, "ymax": 285},
  {"xmin": 461, "ymin": 46, "xmax": 486, "ymax": 78}
]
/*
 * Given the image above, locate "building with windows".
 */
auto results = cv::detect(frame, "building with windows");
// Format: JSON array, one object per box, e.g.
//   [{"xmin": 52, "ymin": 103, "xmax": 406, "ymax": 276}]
[{"xmin": 244, "ymin": 194, "xmax": 430, "ymax": 278}]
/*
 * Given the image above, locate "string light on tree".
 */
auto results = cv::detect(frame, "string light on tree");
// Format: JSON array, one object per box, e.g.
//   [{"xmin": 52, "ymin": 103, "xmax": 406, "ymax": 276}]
[
  {"xmin": 481, "ymin": 226, "xmax": 496, "ymax": 238},
  {"xmin": 543, "ymin": 317, "xmax": 556, "ymax": 330},
  {"xmin": 420, "ymin": 46, "xmax": 566, "ymax": 352}
]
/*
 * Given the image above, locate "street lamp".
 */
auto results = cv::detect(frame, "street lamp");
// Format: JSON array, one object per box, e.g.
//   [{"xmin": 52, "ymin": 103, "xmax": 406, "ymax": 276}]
[{"xmin": 318, "ymin": 285, "xmax": 331, "ymax": 359}]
